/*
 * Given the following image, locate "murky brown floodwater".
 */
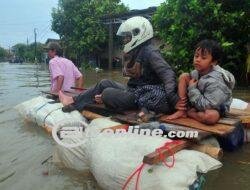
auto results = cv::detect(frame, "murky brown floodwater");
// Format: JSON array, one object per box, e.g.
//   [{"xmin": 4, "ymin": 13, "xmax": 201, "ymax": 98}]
[{"xmin": 0, "ymin": 62, "xmax": 249, "ymax": 190}]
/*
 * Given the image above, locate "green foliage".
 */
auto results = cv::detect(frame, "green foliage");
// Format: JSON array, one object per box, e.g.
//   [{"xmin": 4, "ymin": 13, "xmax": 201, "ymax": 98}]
[
  {"xmin": 12, "ymin": 42, "xmax": 45, "ymax": 63},
  {"xmin": 0, "ymin": 46, "xmax": 7, "ymax": 61},
  {"xmin": 153, "ymin": 0, "xmax": 249, "ymax": 81},
  {"xmin": 51, "ymin": 0, "xmax": 128, "ymax": 61},
  {"xmin": 12, "ymin": 43, "xmax": 26, "ymax": 59},
  {"xmin": 81, "ymin": 60, "xmax": 92, "ymax": 71}
]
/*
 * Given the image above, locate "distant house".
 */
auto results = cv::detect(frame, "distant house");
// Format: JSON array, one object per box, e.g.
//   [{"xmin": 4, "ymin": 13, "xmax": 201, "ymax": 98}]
[{"xmin": 45, "ymin": 38, "xmax": 60, "ymax": 45}]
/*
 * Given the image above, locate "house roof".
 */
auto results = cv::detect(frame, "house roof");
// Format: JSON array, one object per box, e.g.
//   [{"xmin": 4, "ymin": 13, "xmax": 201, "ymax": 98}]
[
  {"xmin": 45, "ymin": 38, "xmax": 60, "ymax": 45},
  {"xmin": 101, "ymin": 6, "xmax": 157, "ymax": 24}
]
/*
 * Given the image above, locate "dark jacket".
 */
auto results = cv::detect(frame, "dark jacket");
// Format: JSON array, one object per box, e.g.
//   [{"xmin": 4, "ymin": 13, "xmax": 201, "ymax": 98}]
[{"xmin": 127, "ymin": 42, "xmax": 179, "ymax": 106}]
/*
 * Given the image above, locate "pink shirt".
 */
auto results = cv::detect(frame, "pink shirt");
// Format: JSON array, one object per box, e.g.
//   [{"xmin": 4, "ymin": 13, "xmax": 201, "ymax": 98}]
[{"xmin": 49, "ymin": 56, "xmax": 82, "ymax": 92}]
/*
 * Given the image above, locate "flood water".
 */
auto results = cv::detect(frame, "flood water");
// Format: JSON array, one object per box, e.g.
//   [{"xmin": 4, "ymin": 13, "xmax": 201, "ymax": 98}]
[{"xmin": 0, "ymin": 62, "xmax": 249, "ymax": 190}]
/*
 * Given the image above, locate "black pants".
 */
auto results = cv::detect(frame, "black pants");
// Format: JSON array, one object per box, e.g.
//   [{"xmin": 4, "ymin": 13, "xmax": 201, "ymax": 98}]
[{"xmin": 73, "ymin": 79, "xmax": 137, "ymax": 111}]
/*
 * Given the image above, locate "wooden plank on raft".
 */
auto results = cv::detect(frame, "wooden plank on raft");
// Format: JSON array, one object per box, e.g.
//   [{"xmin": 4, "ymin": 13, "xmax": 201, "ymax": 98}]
[
  {"xmin": 160, "ymin": 116, "xmax": 235, "ymax": 136},
  {"xmin": 101, "ymin": 124, "xmax": 129, "ymax": 132},
  {"xmin": 81, "ymin": 109, "xmax": 239, "ymax": 136},
  {"xmin": 218, "ymin": 117, "xmax": 241, "ymax": 125},
  {"xmin": 81, "ymin": 110, "xmax": 104, "ymax": 120},
  {"xmin": 110, "ymin": 112, "xmax": 212, "ymax": 141},
  {"xmin": 161, "ymin": 124, "xmax": 211, "ymax": 142},
  {"xmin": 143, "ymin": 140, "xmax": 189, "ymax": 165},
  {"xmin": 112, "ymin": 111, "xmax": 163, "ymax": 125},
  {"xmin": 97, "ymin": 108, "xmax": 212, "ymax": 141},
  {"xmin": 143, "ymin": 140, "xmax": 223, "ymax": 165}
]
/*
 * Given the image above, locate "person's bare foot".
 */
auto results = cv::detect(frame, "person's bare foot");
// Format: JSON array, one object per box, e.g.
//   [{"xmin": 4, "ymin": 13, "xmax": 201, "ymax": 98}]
[
  {"xmin": 94, "ymin": 94, "xmax": 103, "ymax": 104},
  {"xmin": 166, "ymin": 110, "xmax": 187, "ymax": 120},
  {"xmin": 137, "ymin": 110, "xmax": 156, "ymax": 122},
  {"xmin": 59, "ymin": 91, "xmax": 74, "ymax": 106},
  {"xmin": 138, "ymin": 111, "xmax": 145, "ymax": 118}
]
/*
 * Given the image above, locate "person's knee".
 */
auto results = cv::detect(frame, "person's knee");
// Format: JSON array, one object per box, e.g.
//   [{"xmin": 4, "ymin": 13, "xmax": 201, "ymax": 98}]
[
  {"xmin": 203, "ymin": 111, "xmax": 220, "ymax": 125},
  {"xmin": 102, "ymin": 87, "xmax": 116, "ymax": 105},
  {"xmin": 179, "ymin": 73, "xmax": 190, "ymax": 82},
  {"xmin": 102, "ymin": 88, "xmax": 136, "ymax": 110},
  {"xmin": 99, "ymin": 79, "xmax": 112, "ymax": 88}
]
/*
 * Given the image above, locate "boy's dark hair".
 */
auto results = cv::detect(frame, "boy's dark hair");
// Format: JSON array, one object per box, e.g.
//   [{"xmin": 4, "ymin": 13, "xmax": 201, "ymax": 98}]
[
  {"xmin": 195, "ymin": 39, "xmax": 222, "ymax": 63},
  {"xmin": 46, "ymin": 42, "xmax": 63, "ymax": 56}
]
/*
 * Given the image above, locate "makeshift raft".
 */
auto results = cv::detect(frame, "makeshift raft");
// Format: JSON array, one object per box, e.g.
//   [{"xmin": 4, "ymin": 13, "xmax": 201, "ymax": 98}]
[
  {"xmin": 15, "ymin": 92, "xmax": 250, "ymax": 190},
  {"xmin": 53, "ymin": 117, "xmax": 222, "ymax": 190},
  {"xmin": 15, "ymin": 91, "xmax": 250, "ymax": 152}
]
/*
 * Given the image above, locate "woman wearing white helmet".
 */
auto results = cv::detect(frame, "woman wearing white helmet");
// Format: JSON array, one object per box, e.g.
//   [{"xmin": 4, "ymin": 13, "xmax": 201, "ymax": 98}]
[
  {"xmin": 115, "ymin": 16, "xmax": 179, "ymax": 115},
  {"xmin": 116, "ymin": 16, "xmax": 154, "ymax": 53},
  {"xmin": 59, "ymin": 16, "xmax": 179, "ymax": 115}
]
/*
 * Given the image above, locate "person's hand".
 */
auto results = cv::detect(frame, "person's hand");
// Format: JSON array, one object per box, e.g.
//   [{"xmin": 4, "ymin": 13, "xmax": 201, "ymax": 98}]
[
  {"xmin": 175, "ymin": 98, "xmax": 187, "ymax": 110},
  {"xmin": 189, "ymin": 78, "xmax": 198, "ymax": 87},
  {"xmin": 94, "ymin": 94, "xmax": 103, "ymax": 104}
]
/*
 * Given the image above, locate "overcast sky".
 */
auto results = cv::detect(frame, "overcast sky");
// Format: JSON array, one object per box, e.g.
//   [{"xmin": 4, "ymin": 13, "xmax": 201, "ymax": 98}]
[{"xmin": 0, "ymin": 0, "xmax": 165, "ymax": 48}]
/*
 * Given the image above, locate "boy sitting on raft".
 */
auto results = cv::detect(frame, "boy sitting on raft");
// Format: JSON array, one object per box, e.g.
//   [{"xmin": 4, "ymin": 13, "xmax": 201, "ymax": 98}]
[{"xmin": 167, "ymin": 39, "xmax": 235, "ymax": 124}]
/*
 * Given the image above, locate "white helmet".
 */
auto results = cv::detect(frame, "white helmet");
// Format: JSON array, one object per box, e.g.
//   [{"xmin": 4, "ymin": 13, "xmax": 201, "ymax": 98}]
[{"xmin": 116, "ymin": 16, "xmax": 153, "ymax": 53}]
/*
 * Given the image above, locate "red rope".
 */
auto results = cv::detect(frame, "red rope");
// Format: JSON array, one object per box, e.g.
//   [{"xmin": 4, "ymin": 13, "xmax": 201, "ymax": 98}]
[
  {"xmin": 122, "ymin": 140, "xmax": 180, "ymax": 190},
  {"xmin": 122, "ymin": 163, "xmax": 145, "ymax": 190},
  {"xmin": 135, "ymin": 163, "xmax": 145, "ymax": 190},
  {"xmin": 155, "ymin": 140, "xmax": 182, "ymax": 168}
]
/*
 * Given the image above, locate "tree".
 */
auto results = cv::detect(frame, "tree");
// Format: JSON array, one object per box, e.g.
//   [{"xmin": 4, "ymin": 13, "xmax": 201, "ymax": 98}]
[
  {"xmin": 28, "ymin": 42, "xmax": 45, "ymax": 63},
  {"xmin": 51, "ymin": 0, "xmax": 128, "ymax": 64},
  {"xmin": 0, "ymin": 46, "xmax": 7, "ymax": 61},
  {"xmin": 153, "ymin": 0, "xmax": 249, "ymax": 83},
  {"xmin": 12, "ymin": 43, "xmax": 27, "ymax": 60},
  {"xmin": 12, "ymin": 42, "xmax": 45, "ymax": 63}
]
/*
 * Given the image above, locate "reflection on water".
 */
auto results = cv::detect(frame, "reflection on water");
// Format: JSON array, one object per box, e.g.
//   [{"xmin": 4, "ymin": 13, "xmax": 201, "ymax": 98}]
[{"xmin": 0, "ymin": 62, "xmax": 249, "ymax": 190}]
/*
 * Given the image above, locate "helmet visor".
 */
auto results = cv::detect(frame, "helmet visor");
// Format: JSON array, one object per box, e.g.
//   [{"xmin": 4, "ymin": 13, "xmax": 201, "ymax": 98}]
[{"xmin": 117, "ymin": 31, "xmax": 132, "ymax": 45}]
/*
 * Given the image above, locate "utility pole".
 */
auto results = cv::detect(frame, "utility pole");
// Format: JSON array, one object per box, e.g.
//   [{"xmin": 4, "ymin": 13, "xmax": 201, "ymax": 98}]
[
  {"xmin": 108, "ymin": 21, "xmax": 113, "ymax": 70},
  {"xmin": 34, "ymin": 28, "xmax": 39, "ymax": 87},
  {"xmin": 27, "ymin": 37, "xmax": 29, "ymax": 46},
  {"xmin": 34, "ymin": 28, "xmax": 37, "ymax": 63},
  {"xmin": 8, "ymin": 46, "xmax": 11, "ymax": 60}
]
